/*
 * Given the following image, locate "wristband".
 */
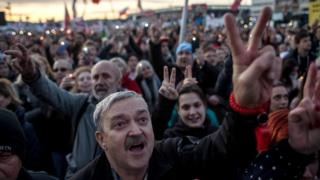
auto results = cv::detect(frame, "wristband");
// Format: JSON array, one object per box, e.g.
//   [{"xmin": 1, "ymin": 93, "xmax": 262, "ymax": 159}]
[{"xmin": 229, "ymin": 92, "xmax": 269, "ymax": 116}]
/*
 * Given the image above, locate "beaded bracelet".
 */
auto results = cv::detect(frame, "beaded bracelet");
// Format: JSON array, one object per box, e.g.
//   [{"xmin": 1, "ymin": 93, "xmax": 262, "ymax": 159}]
[{"xmin": 229, "ymin": 93, "xmax": 269, "ymax": 116}]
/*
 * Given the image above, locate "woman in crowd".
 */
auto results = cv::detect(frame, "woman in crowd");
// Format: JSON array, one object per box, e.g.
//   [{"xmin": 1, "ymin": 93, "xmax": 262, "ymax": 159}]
[
  {"xmin": 135, "ymin": 60, "xmax": 161, "ymax": 112},
  {"xmin": 71, "ymin": 66, "xmax": 92, "ymax": 94},
  {"xmin": 153, "ymin": 66, "xmax": 219, "ymax": 139}
]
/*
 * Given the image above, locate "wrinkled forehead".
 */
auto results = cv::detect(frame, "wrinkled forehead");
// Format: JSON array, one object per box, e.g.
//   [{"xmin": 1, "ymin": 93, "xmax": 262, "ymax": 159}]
[
  {"xmin": 105, "ymin": 97, "xmax": 149, "ymax": 120},
  {"xmin": 92, "ymin": 62, "xmax": 116, "ymax": 74}
]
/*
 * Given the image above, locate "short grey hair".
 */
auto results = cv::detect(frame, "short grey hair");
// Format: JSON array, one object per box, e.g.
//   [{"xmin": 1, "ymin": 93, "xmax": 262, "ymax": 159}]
[{"xmin": 93, "ymin": 91, "xmax": 142, "ymax": 131}]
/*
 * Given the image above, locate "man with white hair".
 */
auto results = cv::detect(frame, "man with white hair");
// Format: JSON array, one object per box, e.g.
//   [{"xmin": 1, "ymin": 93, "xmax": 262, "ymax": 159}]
[{"xmin": 5, "ymin": 43, "xmax": 122, "ymax": 177}]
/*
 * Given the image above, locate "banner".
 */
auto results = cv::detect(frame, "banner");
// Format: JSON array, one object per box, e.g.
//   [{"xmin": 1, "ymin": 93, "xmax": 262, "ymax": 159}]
[{"xmin": 309, "ymin": 1, "xmax": 320, "ymax": 26}]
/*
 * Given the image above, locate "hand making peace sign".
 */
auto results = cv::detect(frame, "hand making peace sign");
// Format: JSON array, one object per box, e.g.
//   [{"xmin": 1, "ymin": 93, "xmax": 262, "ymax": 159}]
[{"xmin": 225, "ymin": 7, "xmax": 282, "ymax": 108}]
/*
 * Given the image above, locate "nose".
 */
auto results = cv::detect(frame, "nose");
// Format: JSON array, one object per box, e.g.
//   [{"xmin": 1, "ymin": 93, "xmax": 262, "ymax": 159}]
[
  {"xmin": 128, "ymin": 121, "xmax": 143, "ymax": 136},
  {"xmin": 188, "ymin": 106, "xmax": 196, "ymax": 116}
]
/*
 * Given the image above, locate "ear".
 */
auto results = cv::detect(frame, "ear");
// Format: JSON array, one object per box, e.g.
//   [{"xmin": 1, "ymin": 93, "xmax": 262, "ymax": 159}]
[{"xmin": 96, "ymin": 131, "xmax": 107, "ymax": 151}]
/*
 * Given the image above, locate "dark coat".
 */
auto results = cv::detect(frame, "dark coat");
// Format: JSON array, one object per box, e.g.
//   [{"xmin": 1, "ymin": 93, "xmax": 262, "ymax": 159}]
[
  {"xmin": 242, "ymin": 140, "xmax": 315, "ymax": 180},
  {"xmin": 283, "ymin": 49, "xmax": 316, "ymax": 77},
  {"xmin": 163, "ymin": 118, "xmax": 217, "ymax": 139},
  {"xmin": 70, "ymin": 110, "xmax": 258, "ymax": 180},
  {"xmin": 17, "ymin": 168, "xmax": 57, "ymax": 180}
]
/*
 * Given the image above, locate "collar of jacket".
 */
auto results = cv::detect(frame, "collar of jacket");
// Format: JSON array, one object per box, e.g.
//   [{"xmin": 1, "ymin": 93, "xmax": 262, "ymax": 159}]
[{"xmin": 91, "ymin": 150, "xmax": 173, "ymax": 180}]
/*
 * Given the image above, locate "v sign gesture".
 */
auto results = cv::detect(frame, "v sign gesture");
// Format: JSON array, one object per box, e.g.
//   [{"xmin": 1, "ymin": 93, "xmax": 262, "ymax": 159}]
[
  {"xmin": 225, "ymin": 7, "xmax": 282, "ymax": 108},
  {"xmin": 289, "ymin": 63, "xmax": 320, "ymax": 155},
  {"xmin": 159, "ymin": 66, "xmax": 179, "ymax": 100}
]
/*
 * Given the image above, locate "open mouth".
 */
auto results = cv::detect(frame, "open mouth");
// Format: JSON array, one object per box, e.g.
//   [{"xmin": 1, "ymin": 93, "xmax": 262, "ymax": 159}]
[{"xmin": 129, "ymin": 142, "xmax": 145, "ymax": 152}]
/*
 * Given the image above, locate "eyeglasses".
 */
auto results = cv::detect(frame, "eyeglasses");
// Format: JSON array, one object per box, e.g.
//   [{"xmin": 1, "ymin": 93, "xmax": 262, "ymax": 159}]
[{"xmin": 53, "ymin": 68, "xmax": 68, "ymax": 72}]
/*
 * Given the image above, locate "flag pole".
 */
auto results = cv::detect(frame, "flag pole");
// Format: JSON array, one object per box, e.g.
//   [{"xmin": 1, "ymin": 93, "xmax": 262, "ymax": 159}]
[{"xmin": 179, "ymin": 0, "xmax": 189, "ymax": 44}]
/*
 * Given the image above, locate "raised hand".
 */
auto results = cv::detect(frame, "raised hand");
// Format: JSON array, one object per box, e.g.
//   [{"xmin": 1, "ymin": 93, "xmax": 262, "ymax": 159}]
[
  {"xmin": 60, "ymin": 74, "xmax": 75, "ymax": 90},
  {"xmin": 159, "ymin": 66, "xmax": 178, "ymax": 100},
  {"xmin": 182, "ymin": 65, "xmax": 198, "ymax": 87},
  {"xmin": 224, "ymin": 7, "xmax": 282, "ymax": 108},
  {"xmin": 5, "ymin": 44, "xmax": 37, "ymax": 80},
  {"xmin": 288, "ymin": 63, "xmax": 320, "ymax": 155}
]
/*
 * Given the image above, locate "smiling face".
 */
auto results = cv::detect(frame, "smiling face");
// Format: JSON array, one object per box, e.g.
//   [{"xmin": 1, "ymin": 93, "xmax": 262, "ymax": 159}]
[
  {"xmin": 95, "ymin": 97, "xmax": 154, "ymax": 173},
  {"xmin": 177, "ymin": 92, "xmax": 206, "ymax": 128},
  {"xmin": 77, "ymin": 71, "xmax": 92, "ymax": 93}
]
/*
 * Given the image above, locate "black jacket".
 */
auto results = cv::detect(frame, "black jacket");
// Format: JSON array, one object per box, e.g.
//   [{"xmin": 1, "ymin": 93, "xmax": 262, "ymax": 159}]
[
  {"xmin": 70, "ymin": 110, "xmax": 258, "ymax": 180},
  {"xmin": 284, "ymin": 49, "xmax": 316, "ymax": 77},
  {"xmin": 17, "ymin": 168, "xmax": 57, "ymax": 180},
  {"xmin": 163, "ymin": 119, "xmax": 217, "ymax": 139}
]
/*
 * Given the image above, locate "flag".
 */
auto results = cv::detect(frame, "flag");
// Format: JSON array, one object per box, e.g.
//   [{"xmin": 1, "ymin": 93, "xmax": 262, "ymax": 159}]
[
  {"xmin": 119, "ymin": 7, "xmax": 129, "ymax": 16},
  {"xmin": 72, "ymin": 0, "xmax": 77, "ymax": 18},
  {"xmin": 64, "ymin": 2, "xmax": 71, "ymax": 31},
  {"xmin": 92, "ymin": 0, "xmax": 101, "ymax": 4},
  {"xmin": 138, "ymin": 0, "xmax": 143, "ymax": 12},
  {"xmin": 230, "ymin": 0, "xmax": 242, "ymax": 12}
]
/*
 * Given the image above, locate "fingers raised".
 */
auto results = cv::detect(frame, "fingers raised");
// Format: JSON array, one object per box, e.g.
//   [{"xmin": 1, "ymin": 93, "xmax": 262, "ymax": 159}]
[
  {"xmin": 304, "ymin": 62, "xmax": 317, "ymax": 98},
  {"xmin": 224, "ymin": 13, "xmax": 244, "ymax": 58},
  {"xmin": 163, "ymin": 66, "xmax": 169, "ymax": 83},
  {"xmin": 185, "ymin": 65, "xmax": 192, "ymax": 79},
  {"xmin": 247, "ymin": 7, "xmax": 272, "ymax": 53},
  {"xmin": 169, "ymin": 68, "xmax": 176, "ymax": 86}
]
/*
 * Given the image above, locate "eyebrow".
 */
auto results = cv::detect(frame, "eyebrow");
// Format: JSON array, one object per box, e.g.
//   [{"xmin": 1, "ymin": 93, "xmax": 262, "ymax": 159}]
[
  {"xmin": 136, "ymin": 109, "xmax": 149, "ymax": 116},
  {"xmin": 110, "ymin": 114, "xmax": 127, "ymax": 122}
]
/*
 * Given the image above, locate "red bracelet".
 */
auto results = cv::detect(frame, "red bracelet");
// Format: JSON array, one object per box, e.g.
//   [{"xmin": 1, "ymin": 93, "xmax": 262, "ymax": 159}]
[{"xmin": 229, "ymin": 93, "xmax": 269, "ymax": 116}]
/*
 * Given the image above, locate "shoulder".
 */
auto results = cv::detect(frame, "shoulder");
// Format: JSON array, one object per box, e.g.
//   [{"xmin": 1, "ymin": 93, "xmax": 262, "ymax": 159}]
[
  {"xmin": 70, "ymin": 153, "xmax": 112, "ymax": 180},
  {"xmin": 27, "ymin": 170, "xmax": 58, "ymax": 180}
]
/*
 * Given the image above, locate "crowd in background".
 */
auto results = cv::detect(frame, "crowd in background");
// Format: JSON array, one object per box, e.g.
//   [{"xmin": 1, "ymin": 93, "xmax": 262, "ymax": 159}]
[{"xmin": 1, "ymin": 7, "xmax": 320, "ymax": 179}]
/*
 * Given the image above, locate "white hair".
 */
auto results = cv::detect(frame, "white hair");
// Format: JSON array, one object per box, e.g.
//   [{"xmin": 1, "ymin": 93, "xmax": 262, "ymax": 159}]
[{"xmin": 93, "ymin": 91, "xmax": 142, "ymax": 131}]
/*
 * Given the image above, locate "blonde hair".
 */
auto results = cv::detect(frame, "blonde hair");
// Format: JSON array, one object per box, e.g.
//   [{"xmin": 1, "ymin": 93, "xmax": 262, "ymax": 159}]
[
  {"xmin": 135, "ymin": 60, "xmax": 154, "ymax": 77},
  {"xmin": 71, "ymin": 66, "xmax": 91, "ymax": 93}
]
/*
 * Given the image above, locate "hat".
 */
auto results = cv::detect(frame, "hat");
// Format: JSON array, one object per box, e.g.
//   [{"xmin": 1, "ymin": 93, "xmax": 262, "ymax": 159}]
[
  {"xmin": 0, "ymin": 108, "xmax": 26, "ymax": 161},
  {"xmin": 176, "ymin": 42, "xmax": 192, "ymax": 55}
]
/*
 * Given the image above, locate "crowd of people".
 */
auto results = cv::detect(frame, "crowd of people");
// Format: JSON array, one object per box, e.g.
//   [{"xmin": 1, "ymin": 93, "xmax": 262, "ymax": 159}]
[{"xmin": 1, "ymin": 5, "xmax": 320, "ymax": 180}]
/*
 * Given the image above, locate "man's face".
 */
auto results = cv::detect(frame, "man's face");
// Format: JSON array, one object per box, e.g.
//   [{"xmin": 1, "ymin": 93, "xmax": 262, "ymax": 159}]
[
  {"xmin": 204, "ymin": 50, "xmax": 216, "ymax": 66},
  {"xmin": 127, "ymin": 56, "xmax": 138, "ymax": 72},
  {"xmin": 96, "ymin": 97, "xmax": 154, "ymax": 172},
  {"xmin": 176, "ymin": 51, "xmax": 193, "ymax": 70},
  {"xmin": 298, "ymin": 36, "xmax": 311, "ymax": 52},
  {"xmin": 161, "ymin": 42, "xmax": 169, "ymax": 55},
  {"xmin": 91, "ymin": 62, "xmax": 120, "ymax": 101},
  {"xmin": 0, "ymin": 152, "xmax": 22, "ymax": 180},
  {"xmin": 270, "ymin": 86, "xmax": 289, "ymax": 112},
  {"xmin": 53, "ymin": 61, "xmax": 72, "ymax": 84},
  {"xmin": 177, "ymin": 93, "xmax": 206, "ymax": 128}
]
